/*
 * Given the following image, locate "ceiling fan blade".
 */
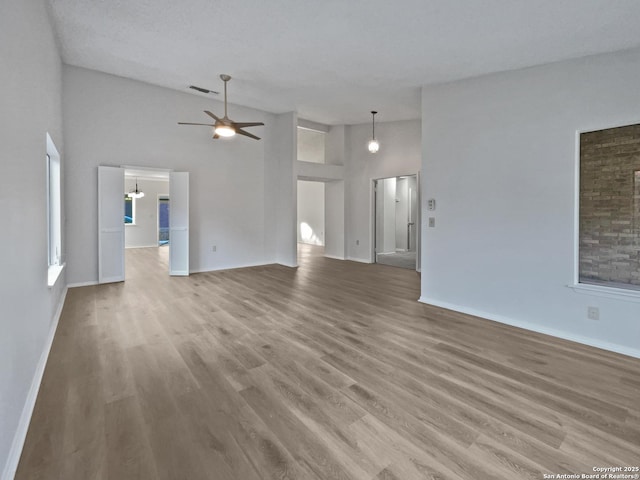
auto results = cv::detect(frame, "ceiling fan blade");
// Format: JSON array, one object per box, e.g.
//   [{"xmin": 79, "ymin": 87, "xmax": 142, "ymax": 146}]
[
  {"xmin": 232, "ymin": 122, "xmax": 264, "ymax": 128},
  {"xmin": 204, "ymin": 110, "xmax": 221, "ymax": 122},
  {"xmin": 189, "ymin": 85, "xmax": 219, "ymax": 95},
  {"xmin": 178, "ymin": 122, "xmax": 215, "ymax": 126},
  {"xmin": 235, "ymin": 129, "xmax": 261, "ymax": 140}
]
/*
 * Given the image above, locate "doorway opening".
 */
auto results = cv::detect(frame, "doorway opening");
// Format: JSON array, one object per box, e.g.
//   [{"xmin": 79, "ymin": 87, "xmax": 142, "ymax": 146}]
[
  {"xmin": 123, "ymin": 168, "xmax": 171, "ymax": 279},
  {"xmin": 374, "ymin": 174, "xmax": 419, "ymax": 270},
  {"xmin": 297, "ymin": 179, "xmax": 325, "ymax": 247},
  {"xmin": 98, "ymin": 166, "xmax": 189, "ymax": 283}
]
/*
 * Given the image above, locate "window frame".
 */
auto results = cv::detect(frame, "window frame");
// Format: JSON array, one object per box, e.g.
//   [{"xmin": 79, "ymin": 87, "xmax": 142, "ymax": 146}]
[
  {"xmin": 570, "ymin": 120, "xmax": 640, "ymax": 302},
  {"xmin": 46, "ymin": 133, "xmax": 63, "ymax": 287}
]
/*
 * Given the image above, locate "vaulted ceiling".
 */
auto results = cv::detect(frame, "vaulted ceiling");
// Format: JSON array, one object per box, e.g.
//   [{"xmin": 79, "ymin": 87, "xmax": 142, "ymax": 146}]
[{"xmin": 47, "ymin": 0, "xmax": 640, "ymax": 125}]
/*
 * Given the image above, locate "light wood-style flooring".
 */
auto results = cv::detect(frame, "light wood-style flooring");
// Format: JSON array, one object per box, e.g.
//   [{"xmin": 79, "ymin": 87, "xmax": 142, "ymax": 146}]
[{"xmin": 16, "ymin": 244, "xmax": 640, "ymax": 479}]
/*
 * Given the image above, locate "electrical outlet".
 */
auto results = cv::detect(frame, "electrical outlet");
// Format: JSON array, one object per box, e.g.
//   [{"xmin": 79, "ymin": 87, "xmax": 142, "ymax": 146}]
[
  {"xmin": 212, "ymin": 245, "xmax": 217, "ymax": 252},
  {"xmin": 428, "ymin": 217, "xmax": 436, "ymax": 228},
  {"xmin": 587, "ymin": 306, "xmax": 599, "ymax": 320}
]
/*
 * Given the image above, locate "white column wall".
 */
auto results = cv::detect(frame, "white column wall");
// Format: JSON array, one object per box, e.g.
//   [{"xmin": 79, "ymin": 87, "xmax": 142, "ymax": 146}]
[
  {"xmin": 265, "ymin": 112, "xmax": 298, "ymax": 267},
  {"xmin": 325, "ymin": 181, "xmax": 346, "ymax": 259}
]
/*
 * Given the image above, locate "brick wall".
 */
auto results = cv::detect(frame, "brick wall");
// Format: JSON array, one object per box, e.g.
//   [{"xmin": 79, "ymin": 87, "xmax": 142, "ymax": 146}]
[{"xmin": 579, "ymin": 123, "xmax": 640, "ymax": 289}]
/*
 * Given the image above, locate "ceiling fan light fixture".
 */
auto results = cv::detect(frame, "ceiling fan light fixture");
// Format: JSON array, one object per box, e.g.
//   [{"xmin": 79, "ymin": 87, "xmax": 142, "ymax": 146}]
[
  {"xmin": 368, "ymin": 110, "xmax": 379, "ymax": 154},
  {"xmin": 214, "ymin": 124, "xmax": 236, "ymax": 137},
  {"xmin": 178, "ymin": 74, "xmax": 264, "ymax": 141}
]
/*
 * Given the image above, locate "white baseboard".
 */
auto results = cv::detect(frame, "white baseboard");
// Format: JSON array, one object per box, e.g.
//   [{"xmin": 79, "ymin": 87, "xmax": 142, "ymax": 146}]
[
  {"xmin": 347, "ymin": 256, "xmax": 372, "ymax": 264},
  {"xmin": 324, "ymin": 254, "xmax": 345, "ymax": 260},
  {"xmin": 67, "ymin": 280, "xmax": 98, "ymax": 288},
  {"xmin": 2, "ymin": 287, "xmax": 68, "ymax": 480},
  {"xmin": 191, "ymin": 261, "xmax": 280, "ymax": 274},
  {"xmin": 418, "ymin": 296, "xmax": 640, "ymax": 359},
  {"xmin": 124, "ymin": 244, "xmax": 158, "ymax": 249},
  {"xmin": 277, "ymin": 262, "xmax": 298, "ymax": 268}
]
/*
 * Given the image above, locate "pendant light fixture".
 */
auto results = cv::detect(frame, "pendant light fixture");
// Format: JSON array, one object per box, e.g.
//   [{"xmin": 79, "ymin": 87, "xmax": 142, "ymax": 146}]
[
  {"xmin": 368, "ymin": 111, "xmax": 380, "ymax": 153},
  {"xmin": 127, "ymin": 178, "xmax": 145, "ymax": 199}
]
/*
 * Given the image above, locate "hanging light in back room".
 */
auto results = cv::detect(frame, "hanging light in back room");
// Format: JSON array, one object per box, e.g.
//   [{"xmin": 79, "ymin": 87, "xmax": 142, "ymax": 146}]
[
  {"xmin": 368, "ymin": 111, "xmax": 380, "ymax": 153},
  {"xmin": 127, "ymin": 178, "xmax": 145, "ymax": 198}
]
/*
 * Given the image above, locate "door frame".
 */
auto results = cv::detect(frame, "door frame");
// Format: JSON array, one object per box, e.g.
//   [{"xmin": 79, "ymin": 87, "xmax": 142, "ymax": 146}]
[
  {"xmin": 119, "ymin": 165, "xmax": 187, "ymax": 277},
  {"xmin": 371, "ymin": 172, "xmax": 421, "ymax": 271}
]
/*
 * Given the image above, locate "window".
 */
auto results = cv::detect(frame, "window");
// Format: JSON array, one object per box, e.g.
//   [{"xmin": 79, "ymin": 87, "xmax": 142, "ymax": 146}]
[
  {"xmin": 124, "ymin": 195, "xmax": 134, "ymax": 224},
  {"xmin": 158, "ymin": 196, "xmax": 170, "ymax": 245},
  {"xmin": 579, "ymin": 123, "xmax": 640, "ymax": 291},
  {"xmin": 297, "ymin": 127, "xmax": 326, "ymax": 163},
  {"xmin": 47, "ymin": 133, "xmax": 63, "ymax": 286}
]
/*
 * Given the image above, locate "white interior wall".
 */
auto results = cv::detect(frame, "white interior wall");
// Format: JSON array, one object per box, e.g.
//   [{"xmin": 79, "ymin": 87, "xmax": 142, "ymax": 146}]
[
  {"xmin": 262, "ymin": 112, "xmax": 279, "ymax": 264},
  {"xmin": 297, "ymin": 128, "xmax": 325, "ymax": 163},
  {"xmin": 324, "ymin": 181, "xmax": 345, "ymax": 259},
  {"xmin": 63, "ymin": 66, "xmax": 275, "ymax": 283},
  {"xmin": 395, "ymin": 177, "xmax": 409, "ymax": 251},
  {"xmin": 345, "ymin": 120, "xmax": 421, "ymax": 262},
  {"xmin": 382, "ymin": 178, "xmax": 397, "ymax": 253},
  {"xmin": 325, "ymin": 125, "xmax": 346, "ymax": 166},
  {"xmin": 124, "ymin": 178, "xmax": 170, "ymax": 248},
  {"xmin": 266, "ymin": 112, "xmax": 298, "ymax": 267},
  {"xmin": 0, "ymin": 1, "xmax": 66, "ymax": 477},
  {"xmin": 297, "ymin": 181, "xmax": 325, "ymax": 245},
  {"xmin": 421, "ymin": 47, "xmax": 640, "ymax": 357}
]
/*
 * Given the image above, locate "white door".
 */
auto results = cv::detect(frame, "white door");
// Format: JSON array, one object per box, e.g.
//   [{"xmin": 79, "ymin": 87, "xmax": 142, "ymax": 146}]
[
  {"xmin": 98, "ymin": 166, "xmax": 125, "ymax": 283},
  {"xmin": 415, "ymin": 171, "xmax": 421, "ymax": 272},
  {"xmin": 169, "ymin": 172, "xmax": 189, "ymax": 276}
]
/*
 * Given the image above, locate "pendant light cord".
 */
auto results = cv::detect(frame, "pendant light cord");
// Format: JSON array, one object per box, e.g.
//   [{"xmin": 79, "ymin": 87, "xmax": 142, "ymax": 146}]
[{"xmin": 371, "ymin": 111, "xmax": 377, "ymax": 139}]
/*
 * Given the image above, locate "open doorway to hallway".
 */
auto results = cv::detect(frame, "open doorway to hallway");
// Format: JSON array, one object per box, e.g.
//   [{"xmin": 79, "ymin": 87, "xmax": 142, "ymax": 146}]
[
  {"xmin": 374, "ymin": 174, "xmax": 419, "ymax": 270},
  {"xmin": 98, "ymin": 166, "xmax": 189, "ymax": 283},
  {"xmin": 124, "ymin": 168, "xmax": 170, "ymax": 279},
  {"xmin": 297, "ymin": 179, "xmax": 325, "ymax": 248}
]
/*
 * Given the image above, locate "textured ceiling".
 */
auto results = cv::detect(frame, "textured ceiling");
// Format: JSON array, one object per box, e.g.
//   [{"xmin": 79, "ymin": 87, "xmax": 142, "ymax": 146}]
[{"xmin": 47, "ymin": 0, "xmax": 640, "ymax": 125}]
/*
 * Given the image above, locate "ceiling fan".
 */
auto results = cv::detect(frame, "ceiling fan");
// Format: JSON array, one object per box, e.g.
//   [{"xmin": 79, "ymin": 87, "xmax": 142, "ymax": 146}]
[
  {"xmin": 188, "ymin": 85, "xmax": 218, "ymax": 95},
  {"xmin": 178, "ymin": 74, "xmax": 264, "ymax": 140}
]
